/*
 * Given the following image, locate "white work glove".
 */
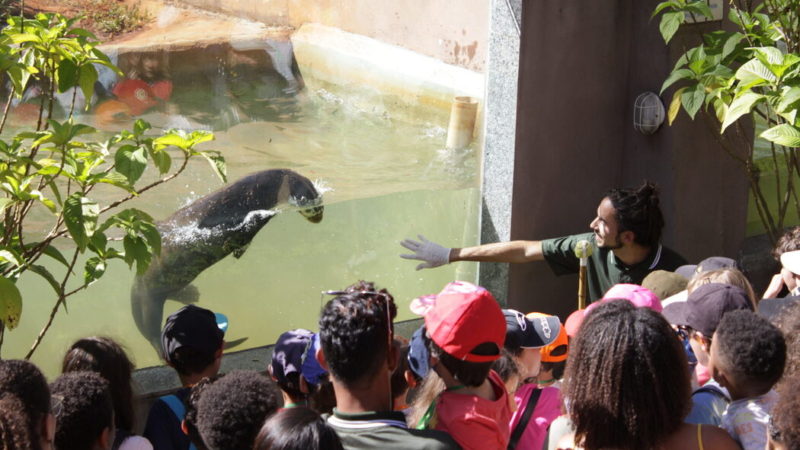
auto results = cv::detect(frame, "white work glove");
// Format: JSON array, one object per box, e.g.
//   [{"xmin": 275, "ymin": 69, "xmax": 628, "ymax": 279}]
[{"xmin": 400, "ymin": 235, "xmax": 451, "ymax": 270}]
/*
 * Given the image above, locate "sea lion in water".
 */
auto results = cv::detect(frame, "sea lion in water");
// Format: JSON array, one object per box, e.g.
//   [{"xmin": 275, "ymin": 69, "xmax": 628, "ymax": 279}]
[{"xmin": 131, "ymin": 169, "xmax": 323, "ymax": 353}]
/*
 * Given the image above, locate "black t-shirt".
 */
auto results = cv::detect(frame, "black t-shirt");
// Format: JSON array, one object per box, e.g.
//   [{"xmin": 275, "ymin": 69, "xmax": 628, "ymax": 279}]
[
  {"xmin": 541, "ymin": 232, "xmax": 687, "ymax": 303},
  {"xmin": 142, "ymin": 387, "xmax": 192, "ymax": 450}
]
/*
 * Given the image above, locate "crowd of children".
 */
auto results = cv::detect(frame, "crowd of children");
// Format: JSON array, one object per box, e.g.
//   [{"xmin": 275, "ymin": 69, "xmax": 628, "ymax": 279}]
[{"xmin": 3, "ymin": 235, "xmax": 800, "ymax": 449}]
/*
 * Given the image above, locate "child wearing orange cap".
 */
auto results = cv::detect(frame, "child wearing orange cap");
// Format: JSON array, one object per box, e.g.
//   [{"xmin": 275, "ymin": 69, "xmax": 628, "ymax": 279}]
[
  {"xmin": 503, "ymin": 312, "xmax": 564, "ymax": 450},
  {"xmin": 535, "ymin": 316, "xmax": 569, "ymax": 390}
]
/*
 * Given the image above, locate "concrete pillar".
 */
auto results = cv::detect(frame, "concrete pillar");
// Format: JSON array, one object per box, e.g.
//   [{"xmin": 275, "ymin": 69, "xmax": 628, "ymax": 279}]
[{"xmin": 479, "ymin": 0, "xmax": 522, "ymax": 304}]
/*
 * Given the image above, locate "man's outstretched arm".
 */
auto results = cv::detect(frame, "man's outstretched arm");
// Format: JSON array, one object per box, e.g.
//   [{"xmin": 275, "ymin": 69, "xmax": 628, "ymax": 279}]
[{"xmin": 400, "ymin": 235, "xmax": 543, "ymax": 270}]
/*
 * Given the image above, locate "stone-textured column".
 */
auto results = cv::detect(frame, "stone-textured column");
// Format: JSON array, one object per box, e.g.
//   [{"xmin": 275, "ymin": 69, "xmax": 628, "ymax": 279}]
[{"xmin": 479, "ymin": 0, "xmax": 521, "ymax": 304}]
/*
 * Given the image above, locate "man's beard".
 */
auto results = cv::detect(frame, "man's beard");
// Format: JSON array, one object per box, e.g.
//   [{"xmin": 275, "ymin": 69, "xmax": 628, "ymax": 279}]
[{"xmin": 597, "ymin": 232, "xmax": 624, "ymax": 250}]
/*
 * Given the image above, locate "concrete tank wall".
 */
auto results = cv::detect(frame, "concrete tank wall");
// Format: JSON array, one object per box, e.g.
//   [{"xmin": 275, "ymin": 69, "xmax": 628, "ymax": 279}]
[{"xmin": 174, "ymin": 0, "xmax": 490, "ymax": 71}]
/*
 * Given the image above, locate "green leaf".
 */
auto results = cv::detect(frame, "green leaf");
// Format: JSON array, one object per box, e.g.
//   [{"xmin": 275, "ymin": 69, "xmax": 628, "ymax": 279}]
[
  {"xmin": 752, "ymin": 46, "xmax": 783, "ymax": 66},
  {"xmin": 8, "ymin": 33, "xmax": 41, "ymax": 44},
  {"xmin": 761, "ymin": 124, "xmax": 800, "ymax": 147},
  {"xmin": 0, "ymin": 250, "xmax": 22, "ymax": 268},
  {"xmin": 133, "ymin": 119, "xmax": 151, "ymax": 136},
  {"xmin": 79, "ymin": 64, "xmax": 98, "ymax": 109},
  {"xmin": 150, "ymin": 148, "xmax": 171, "ymax": 174},
  {"xmin": 123, "ymin": 235, "xmax": 151, "ymax": 274},
  {"xmin": 64, "ymin": 193, "xmax": 99, "ymax": 251},
  {"xmin": 138, "ymin": 222, "xmax": 161, "ymax": 257},
  {"xmin": 685, "ymin": 1, "xmax": 713, "ymax": 19},
  {"xmin": 722, "ymin": 32, "xmax": 744, "ymax": 60},
  {"xmin": 713, "ymin": 98, "xmax": 728, "ymax": 124},
  {"xmin": 668, "ymin": 87, "xmax": 687, "ymax": 125},
  {"xmin": 0, "ymin": 198, "xmax": 15, "ymax": 214},
  {"xmin": 0, "ymin": 276, "xmax": 22, "ymax": 330},
  {"xmin": 37, "ymin": 243, "xmax": 70, "ymax": 267},
  {"xmin": 56, "ymin": 57, "xmax": 79, "ymax": 93},
  {"xmin": 95, "ymin": 171, "xmax": 134, "ymax": 191},
  {"xmin": 114, "ymin": 145, "xmax": 148, "ymax": 185},
  {"xmin": 659, "ymin": 11, "xmax": 684, "ymax": 44},
  {"xmin": 681, "ymin": 83, "xmax": 705, "ymax": 119},
  {"xmin": 153, "ymin": 133, "xmax": 190, "ymax": 151},
  {"xmin": 721, "ymin": 92, "xmax": 765, "ymax": 133},
  {"xmin": 661, "ymin": 69, "xmax": 694, "ymax": 94},
  {"xmin": 89, "ymin": 232, "xmax": 108, "ymax": 254},
  {"xmin": 777, "ymin": 86, "xmax": 800, "ymax": 114},
  {"xmin": 735, "ymin": 58, "xmax": 777, "ymax": 85},
  {"xmin": 29, "ymin": 264, "xmax": 62, "ymax": 296},
  {"xmin": 652, "ymin": 1, "xmax": 681, "ymax": 18},
  {"xmin": 84, "ymin": 256, "xmax": 106, "ymax": 285},
  {"xmin": 201, "ymin": 151, "xmax": 227, "ymax": 183},
  {"xmin": 29, "ymin": 189, "xmax": 57, "ymax": 213}
]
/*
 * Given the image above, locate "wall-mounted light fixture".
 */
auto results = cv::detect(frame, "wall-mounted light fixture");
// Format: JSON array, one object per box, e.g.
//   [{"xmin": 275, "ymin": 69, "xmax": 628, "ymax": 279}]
[{"xmin": 633, "ymin": 92, "xmax": 665, "ymax": 135}]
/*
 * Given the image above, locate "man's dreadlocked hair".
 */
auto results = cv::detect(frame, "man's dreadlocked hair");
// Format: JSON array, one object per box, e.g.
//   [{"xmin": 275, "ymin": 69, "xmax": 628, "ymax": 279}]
[{"xmin": 606, "ymin": 181, "xmax": 664, "ymax": 248}]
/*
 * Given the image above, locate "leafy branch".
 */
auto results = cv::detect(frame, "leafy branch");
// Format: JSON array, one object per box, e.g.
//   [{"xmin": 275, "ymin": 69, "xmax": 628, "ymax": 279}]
[
  {"xmin": 654, "ymin": 0, "xmax": 800, "ymax": 243},
  {"xmin": 0, "ymin": 13, "xmax": 227, "ymax": 356}
]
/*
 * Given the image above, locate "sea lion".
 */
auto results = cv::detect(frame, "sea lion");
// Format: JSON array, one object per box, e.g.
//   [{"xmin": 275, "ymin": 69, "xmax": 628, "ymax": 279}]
[{"xmin": 131, "ymin": 169, "xmax": 324, "ymax": 354}]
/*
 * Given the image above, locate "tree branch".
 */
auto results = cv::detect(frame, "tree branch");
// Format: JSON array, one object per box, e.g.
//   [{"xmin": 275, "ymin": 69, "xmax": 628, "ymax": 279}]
[{"xmin": 24, "ymin": 246, "xmax": 80, "ymax": 359}]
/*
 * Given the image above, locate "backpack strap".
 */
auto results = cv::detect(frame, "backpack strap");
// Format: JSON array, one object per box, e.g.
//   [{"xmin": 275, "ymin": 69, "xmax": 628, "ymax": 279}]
[
  {"xmin": 159, "ymin": 395, "xmax": 197, "ymax": 450},
  {"xmin": 160, "ymin": 395, "xmax": 186, "ymax": 420},
  {"xmin": 507, "ymin": 388, "xmax": 542, "ymax": 450}
]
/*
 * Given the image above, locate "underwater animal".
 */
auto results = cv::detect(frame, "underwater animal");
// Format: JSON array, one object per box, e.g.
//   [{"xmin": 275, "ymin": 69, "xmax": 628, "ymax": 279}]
[{"xmin": 131, "ymin": 169, "xmax": 324, "ymax": 354}]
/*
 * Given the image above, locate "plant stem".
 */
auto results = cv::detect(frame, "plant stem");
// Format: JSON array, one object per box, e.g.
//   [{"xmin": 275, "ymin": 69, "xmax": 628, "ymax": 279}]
[
  {"xmin": 20, "ymin": 151, "xmax": 191, "ymax": 270},
  {"xmin": 24, "ymin": 246, "xmax": 80, "ymax": 360},
  {"xmin": 0, "ymin": 86, "xmax": 15, "ymax": 135},
  {"xmin": 99, "ymin": 151, "xmax": 190, "ymax": 214}
]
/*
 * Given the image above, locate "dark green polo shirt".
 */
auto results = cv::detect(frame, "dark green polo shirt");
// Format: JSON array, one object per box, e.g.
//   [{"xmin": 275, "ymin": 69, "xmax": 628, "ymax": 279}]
[{"xmin": 541, "ymin": 232, "xmax": 687, "ymax": 303}]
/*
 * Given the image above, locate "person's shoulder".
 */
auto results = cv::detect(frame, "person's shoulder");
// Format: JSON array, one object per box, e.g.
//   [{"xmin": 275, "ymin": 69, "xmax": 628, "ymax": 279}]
[
  {"xmin": 662, "ymin": 423, "xmax": 739, "ymax": 450},
  {"xmin": 118, "ymin": 435, "xmax": 154, "ymax": 450},
  {"xmin": 402, "ymin": 428, "xmax": 461, "ymax": 449},
  {"xmin": 697, "ymin": 424, "xmax": 741, "ymax": 450},
  {"xmin": 759, "ymin": 296, "xmax": 800, "ymax": 322}
]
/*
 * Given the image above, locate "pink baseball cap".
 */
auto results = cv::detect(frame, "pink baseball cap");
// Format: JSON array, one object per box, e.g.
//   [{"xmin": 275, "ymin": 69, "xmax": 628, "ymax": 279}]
[
  {"xmin": 410, "ymin": 281, "xmax": 505, "ymax": 363},
  {"xmin": 587, "ymin": 283, "xmax": 663, "ymax": 314},
  {"xmin": 565, "ymin": 309, "xmax": 586, "ymax": 338}
]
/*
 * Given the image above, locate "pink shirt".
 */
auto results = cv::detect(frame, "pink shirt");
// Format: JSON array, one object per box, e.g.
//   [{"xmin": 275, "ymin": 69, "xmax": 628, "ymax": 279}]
[
  {"xmin": 508, "ymin": 384, "xmax": 562, "ymax": 450},
  {"xmin": 435, "ymin": 370, "xmax": 512, "ymax": 450}
]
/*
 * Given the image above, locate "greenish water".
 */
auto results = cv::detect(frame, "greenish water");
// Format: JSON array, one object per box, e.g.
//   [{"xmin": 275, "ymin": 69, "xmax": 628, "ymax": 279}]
[
  {"xmin": 1, "ymin": 45, "xmax": 481, "ymax": 375},
  {"xmin": 746, "ymin": 116, "xmax": 800, "ymax": 236}
]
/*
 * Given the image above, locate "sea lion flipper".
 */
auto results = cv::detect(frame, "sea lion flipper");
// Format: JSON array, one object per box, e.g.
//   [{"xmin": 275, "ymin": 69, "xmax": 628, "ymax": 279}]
[
  {"xmin": 169, "ymin": 284, "xmax": 200, "ymax": 304},
  {"xmin": 224, "ymin": 337, "xmax": 249, "ymax": 350},
  {"xmin": 232, "ymin": 243, "xmax": 250, "ymax": 259}
]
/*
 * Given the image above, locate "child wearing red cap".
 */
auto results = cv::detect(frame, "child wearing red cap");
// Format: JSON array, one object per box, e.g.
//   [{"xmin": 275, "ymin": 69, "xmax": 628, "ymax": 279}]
[{"xmin": 410, "ymin": 281, "xmax": 512, "ymax": 450}]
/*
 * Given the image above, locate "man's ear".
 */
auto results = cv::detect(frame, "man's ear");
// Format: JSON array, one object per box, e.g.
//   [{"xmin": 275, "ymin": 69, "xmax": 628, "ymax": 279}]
[
  {"xmin": 620, "ymin": 230, "xmax": 635, "ymax": 245},
  {"xmin": 181, "ymin": 419, "xmax": 190, "ymax": 436},
  {"xmin": 316, "ymin": 347, "xmax": 328, "ymax": 371},
  {"xmin": 97, "ymin": 426, "xmax": 113, "ymax": 450},
  {"xmin": 267, "ymin": 364, "xmax": 277, "ymax": 382},
  {"xmin": 299, "ymin": 376, "xmax": 311, "ymax": 394},
  {"xmin": 387, "ymin": 340, "xmax": 399, "ymax": 372},
  {"xmin": 404, "ymin": 370, "xmax": 418, "ymax": 389},
  {"xmin": 700, "ymin": 335, "xmax": 713, "ymax": 353},
  {"xmin": 42, "ymin": 413, "xmax": 56, "ymax": 449}
]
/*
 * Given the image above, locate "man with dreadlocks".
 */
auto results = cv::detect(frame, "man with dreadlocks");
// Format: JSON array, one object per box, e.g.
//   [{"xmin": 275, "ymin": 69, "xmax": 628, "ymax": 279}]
[{"xmin": 401, "ymin": 181, "xmax": 686, "ymax": 303}]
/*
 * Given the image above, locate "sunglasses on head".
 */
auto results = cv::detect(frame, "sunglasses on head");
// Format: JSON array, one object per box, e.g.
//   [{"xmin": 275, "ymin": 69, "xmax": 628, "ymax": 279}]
[
  {"xmin": 674, "ymin": 325, "xmax": 710, "ymax": 344},
  {"xmin": 321, "ymin": 289, "xmax": 395, "ymax": 343}
]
